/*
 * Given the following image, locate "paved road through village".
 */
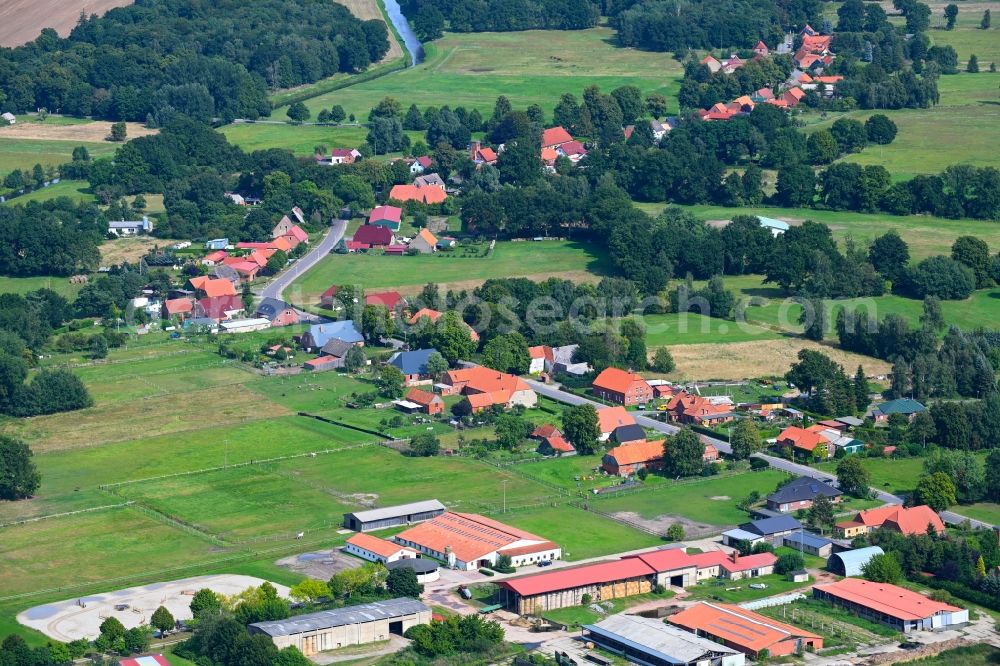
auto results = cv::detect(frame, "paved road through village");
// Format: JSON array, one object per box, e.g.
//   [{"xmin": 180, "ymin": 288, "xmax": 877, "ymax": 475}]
[{"xmin": 259, "ymin": 219, "xmax": 347, "ymax": 305}]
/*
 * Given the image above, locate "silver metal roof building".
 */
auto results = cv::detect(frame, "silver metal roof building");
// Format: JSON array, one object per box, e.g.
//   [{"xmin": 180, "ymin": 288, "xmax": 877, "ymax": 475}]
[
  {"xmin": 343, "ymin": 500, "xmax": 446, "ymax": 532},
  {"xmin": 249, "ymin": 598, "xmax": 429, "ymax": 637},
  {"xmin": 584, "ymin": 614, "xmax": 745, "ymax": 666},
  {"xmin": 827, "ymin": 546, "xmax": 884, "ymax": 577}
]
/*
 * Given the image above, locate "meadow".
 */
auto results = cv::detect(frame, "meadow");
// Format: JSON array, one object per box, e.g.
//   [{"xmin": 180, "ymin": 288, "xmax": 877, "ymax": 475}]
[
  {"xmin": 0, "ymin": 179, "xmax": 95, "ymax": 205},
  {"xmin": 0, "ymin": 275, "xmax": 84, "ymax": 299},
  {"xmin": 266, "ymin": 27, "xmax": 684, "ymax": 120},
  {"xmin": 288, "ymin": 239, "xmax": 611, "ymax": 300},
  {"xmin": 0, "ymin": 138, "xmax": 116, "ymax": 178}
]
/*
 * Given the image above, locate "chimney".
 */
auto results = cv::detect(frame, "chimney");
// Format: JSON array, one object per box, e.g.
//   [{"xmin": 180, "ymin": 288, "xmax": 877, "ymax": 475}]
[{"xmin": 731, "ymin": 550, "xmax": 739, "ymax": 564}]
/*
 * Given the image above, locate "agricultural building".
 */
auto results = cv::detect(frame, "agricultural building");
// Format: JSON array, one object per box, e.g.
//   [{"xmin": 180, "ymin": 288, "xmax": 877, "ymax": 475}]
[
  {"xmin": 393, "ymin": 512, "xmax": 560, "ymax": 570},
  {"xmin": 826, "ymin": 546, "xmax": 884, "ymax": 577},
  {"xmin": 583, "ymin": 615, "xmax": 745, "ymax": 666},
  {"xmin": 342, "ymin": 500, "xmax": 445, "ymax": 532},
  {"xmin": 344, "ymin": 533, "xmax": 417, "ymax": 564},
  {"xmin": 813, "ymin": 578, "xmax": 968, "ymax": 632},
  {"xmin": 668, "ymin": 603, "xmax": 822, "ymax": 659},
  {"xmin": 498, "ymin": 559, "xmax": 656, "ymax": 615},
  {"xmin": 248, "ymin": 598, "xmax": 430, "ymax": 655}
]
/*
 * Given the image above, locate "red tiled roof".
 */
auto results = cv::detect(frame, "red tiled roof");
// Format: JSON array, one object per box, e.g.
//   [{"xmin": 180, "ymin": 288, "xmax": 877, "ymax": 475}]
[
  {"xmin": 286, "ymin": 225, "xmax": 309, "ymax": 243},
  {"xmin": 164, "ymin": 298, "xmax": 193, "ymax": 314},
  {"xmin": 353, "ymin": 225, "xmax": 393, "ymax": 246},
  {"xmin": 305, "ymin": 355, "xmax": 339, "ymax": 368},
  {"xmin": 541, "ymin": 435, "xmax": 575, "ymax": 453},
  {"xmin": 852, "ymin": 505, "xmax": 944, "ymax": 535},
  {"xmin": 559, "ymin": 140, "xmax": 587, "ymax": 156},
  {"xmin": 815, "ymin": 578, "xmax": 960, "ymax": 621},
  {"xmin": 500, "ymin": 558, "xmax": 656, "ymax": 597},
  {"xmin": 347, "ymin": 532, "xmax": 414, "ymax": 558},
  {"xmin": 597, "ymin": 406, "xmax": 636, "ymax": 433},
  {"xmin": 689, "ymin": 550, "xmax": 777, "ymax": 574},
  {"xmin": 500, "ymin": 541, "xmax": 560, "ymax": 557},
  {"xmin": 370, "ymin": 206, "xmax": 403, "ymax": 224},
  {"xmin": 532, "ymin": 423, "xmax": 561, "ymax": 439},
  {"xmin": 197, "ymin": 295, "xmax": 244, "ymax": 319},
  {"xmin": 542, "ymin": 126, "xmax": 573, "ymax": 148},
  {"xmin": 365, "ymin": 291, "xmax": 404, "ymax": 309},
  {"xmin": 479, "ymin": 147, "xmax": 498, "ymax": 162},
  {"xmin": 670, "ymin": 603, "xmax": 820, "ymax": 653},
  {"xmin": 395, "ymin": 511, "xmax": 546, "ymax": 563},
  {"xmin": 593, "ymin": 367, "xmax": 650, "ymax": 395},
  {"xmin": 778, "ymin": 426, "xmax": 828, "ymax": 452},
  {"xmin": 528, "ymin": 345, "xmax": 553, "ymax": 361},
  {"xmin": 406, "ymin": 388, "xmax": 441, "ymax": 407},
  {"xmin": 408, "ymin": 308, "xmax": 443, "ymax": 325},
  {"xmin": 203, "ymin": 250, "xmax": 226, "ymax": 262},
  {"xmin": 605, "ymin": 440, "xmax": 665, "ymax": 466},
  {"xmin": 202, "ymin": 278, "xmax": 237, "ymax": 298}
]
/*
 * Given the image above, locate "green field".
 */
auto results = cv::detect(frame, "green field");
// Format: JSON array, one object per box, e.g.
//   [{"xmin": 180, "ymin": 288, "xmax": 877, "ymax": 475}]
[
  {"xmin": 220, "ymin": 123, "xmax": 419, "ymax": 156},
  {"xmin": 0, "ymin": 138, "xmax": 116, "ymax": 178},
  {"xmin": 590, "ymin": 470, "xmax": 791, "ymax": 525},
  {"xmin": 541, "ymin": 591, "xmax": 670, "ymax": 628},
  {"xmin": 264, "ymin": 27, "xmax": 684, "ymax": 120},
  {"xmin": 0, "ymin": 179, "xmax": 95, "ymax": 206},
  {"xmin": 502, "ymin": 506, "xmax": 664, "ymax": 560},
  {"xmin": 947, "ymin": 502, "xmax": 1000, "ymax": 525},
  {"xmin": 810, "ymin": 73, "xmax": 1000, "ymax": 180},
  {"xmin": 685, "ymin": 572, "xmax": 812, "ymax": 604},
  {"xmin": 0, "ymin": 275, "xmax": 85, "ymax": 299},
  {"xmin": 641, "ymin": 312, "xmax": 784, "ymax": 346},
  {"xmin": 289, "ymin": 239, "xmax": 611, "ymax": 299}
]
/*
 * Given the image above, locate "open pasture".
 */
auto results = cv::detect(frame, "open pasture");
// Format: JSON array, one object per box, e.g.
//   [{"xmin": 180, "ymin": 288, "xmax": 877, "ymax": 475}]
[
  {"xmin": 265, "ymin": 27, "xmax": 683, "ymax": 120},
  {"xmin": 503, "ymin": 506, "xmax": 664, "ymax": 560},
  {"xmin": 290, "ymin": 239, "xmax": 610, "ymax": 300},
  {"xmin": 0, "ymin": 138, "xmax": 115, "ymax": 178}
]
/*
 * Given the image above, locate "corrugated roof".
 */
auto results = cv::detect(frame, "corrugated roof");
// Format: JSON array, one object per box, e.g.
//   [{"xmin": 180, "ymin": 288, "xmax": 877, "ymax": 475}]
[
  {"xmin": 815, "ymin": 578, "xmax": 960, "ymax": 621},
  {"xmin": 783, "ymin": 531, "xmax": 832, "ymax": 549},
  {"xmin": 585, "ymin": 615, "xmax": 737, "ymax": 663},
  {"xmin": 347, "ymin": 533, "xmax": 414, "ymax": 558},
  {"xmin": 742, "ymin": 515, "xmax": 802, "ymax": 536},
  {"xmin": 347, "ymin": 500, "xmax": 445, "ymax": 523},
  {"xmin": 501, "ymin": 558, "xmax": 655, "ymax": 597},
  {"xmin": 394, "ymin": 511, "xmax": 547, "ymax": 563},
  {"xmin": 767, "ymin": 476, "xmax": 842, "ymax": 504},
  {"xmin": 827, "ymin": 546, "xmax": 884, "ymax": 577},
  {"xmin": 249, "ymin": 598, "xmax": 429, "ymax": 637},
  {"xmin": 669, "ymin": 602, "xmax": 819, "ymax": 653}
]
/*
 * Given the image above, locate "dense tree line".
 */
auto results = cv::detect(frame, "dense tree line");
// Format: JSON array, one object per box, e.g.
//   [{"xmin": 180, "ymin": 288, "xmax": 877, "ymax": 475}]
[
  {"xmin": 0, "ymin": 0, "xmax": 390, "ymax": 122},
  {"xmin": 398, "ymin": 0, "xmax": 599, "ymax": 39},
  {"xmin": 0, "ymin": 200, "xmax": 103, "ymax": 277},
  {"xmin": 611, "ymin": 0, "xmax": 821, "ymax": 52}
]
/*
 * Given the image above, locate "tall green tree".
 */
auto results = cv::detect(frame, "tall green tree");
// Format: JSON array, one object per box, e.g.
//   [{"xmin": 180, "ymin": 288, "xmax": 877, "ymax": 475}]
[
  {"xmin": 430, "ymin": 312, "xmax": 476, "ymax": 364},
  {"xmin": 481, "ymin": 332, "xmax": 530, "ymax": 375},
  {"xmin": 836, "ymin": 456, "xmax": 870, "ymax": 497},
  {"xmin": 562, "ymin": 404, "xmax": 600, "ymax": 455},
  {"xmin": 662, "ymin": 428, "xmax": 705, "ymax": 478},
  {"xmin": 0, "ymin": 435, "xmax": 40, "ymax": 500},
  {"xmin": 944, "ymin": 3, "xmax": 958, "ymax": 29},
  {"xmin": 808, "ymin": 493, "xmax": 835, "ymax": 534},
  {"xmin": 862, "ymin": 552, "xmax": 903, "ymax": 583},
  {"xmin": 853, "ymin": 366, "xmax": 869, "ymax": 412},
  {"xmin": 914, "ymin": 472, "xmax": 957, "ymax": 511},
  {"xmin": 150, "ymin": 606, "xmax": 175, "ymax": 634},
  {"xmin": 730, "ymin": 419, "xmax": 762, "ymax": 459}
]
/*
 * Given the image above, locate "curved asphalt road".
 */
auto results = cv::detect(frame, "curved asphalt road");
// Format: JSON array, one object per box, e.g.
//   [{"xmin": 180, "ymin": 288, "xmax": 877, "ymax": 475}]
[
  {"xmin": 259, "ymin": 219, "xmax": 347, "ymax": 304},
  {"xmin": 525, "ymin": 378, "xmax": 994, "ymax": 530}
]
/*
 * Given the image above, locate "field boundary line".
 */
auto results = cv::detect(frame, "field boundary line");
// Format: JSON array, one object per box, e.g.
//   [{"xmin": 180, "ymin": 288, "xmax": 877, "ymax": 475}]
[
  {"xmin": 123, "ymin": 500, "xmax": 231, "ymax": 548},
  {"xmin": 0, "ymin": 501, "xmax": 134, "ymax": 528},
  {"xmin": 98, "ymin": 442, "xmax": 378, "ymax": 490}
]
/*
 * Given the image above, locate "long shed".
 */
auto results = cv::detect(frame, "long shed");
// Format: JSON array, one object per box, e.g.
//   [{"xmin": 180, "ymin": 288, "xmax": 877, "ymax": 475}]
[{"xmin": 343, "ymin": 500, "xmax": 446, "ymax": 532}]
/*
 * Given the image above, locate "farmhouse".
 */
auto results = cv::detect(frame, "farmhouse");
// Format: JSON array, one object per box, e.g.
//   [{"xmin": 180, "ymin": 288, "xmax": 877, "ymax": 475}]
[
  {"xmin": 583, "ymin": 615, "xmax": 745, "ymax": 666},
  {"xmin": 602, "ymin": 440, "xmax": 665, "ymax": 477},
  {"xmin": 722, "ymin": 516, "xmax": 802, "ymax": 547},
  {"xmin": 202, "ymin": 250, "xmax": 227, "ymax": 266},
  {"xmin": 319, "ymin": 148, "xmax": 362, "ymax": 165},
  {"xmin": 344, "ymin": 533, "xmax": 418, "ymax": 564},
  {"xmin": 410, "ymin": 156, "xmax": 432, "ymax": 173},
  {"xmin": 813, "ymin": 578, "xmax": 968, "ymax": 632},
  {"xmin": 531, "ymin": 424, "xmax": 575, "ymax": 456},
  {"xmin": 668, "ymin": 603, "xmax": 823, "ymax": 659},
  {"xmin": 162, "ymin": 298, "xmax": 193, "ymax": 319},
  {"xmin": 352, "ymin": 225, "xmax": 394, "ymax": 247},
  {"xmin": 597, "ymin": 406, "xmax": 636, "ymax": 441},
  {"xmin": 834, "ymin": 504, "xmax": 943, "ymax": 538},
  {"xmin": 498, "ymin": 558, "xmax": 656, "ymax": 615},
  {"xmin": 343, "ymin": 500, "xmax": 446, "ymax": 532},
  {"xmin": 592, "ymin": 367, "xmax": 653, "ymax": 405},
  {"xmin": 528, "ymin": 345, "xmax": 553, "ymax": 374},
  {"xmin": 248, "ymin": 598, "xmax": 430, "ymax": 655},
  {"xmin": 196, "ymin": 295, "xmax": 245, "ymax": 321},
  {"xmin": 872, "ymin": 398, "xmax": 926, "ymax": 423},
  {"xmin": 388, "ymin": 184, "xmax": 447, "ymax": 205},
  {"xmin": 776, "ymin": 426, "xmax": 832, "ymax": 459},
  {"xmin": 665, "ymin": 392, "xmax": 735, "ymax": 426},
  {"xmin": 826, "ymin": 546, "xmax": 884, "ymax": 576},
  {"xmin": 369, "ymin": 206, "xmax": 403, "ymax": 230},
  {"xmin": 443, "ymin": 366, "xmax": 537, "ymax": 412},
  {"xmin": 469, "ymin": 142, "xmax": 498, "ymax": 165},
  {"xmin": 108, "ymin": 217, "xmax": 152, "ymax": 236},
  {"xmin": 393, "ymin": 511, "xmax": 560, "ymax": 570},
  {"xmin": 301, "ymin": 321, "xmax": 363, "ymax": 351},
  {"xmin": 766, "ymin": 476, "xmax": 842, "ymax": 512},
  {"xmin": 255, "ymin": 298, "xmax": 299, "ymax": 327},
  {"xmin": 402, "ymin": 387, "xmax": 443, "ymax": 415},
  {"xmin": 409, "ymin": 228, "xmax": 438, "ymax": 254},
  {"xmin": 623, "ymin": 548, "xmax": 776, "ymax": 586}
]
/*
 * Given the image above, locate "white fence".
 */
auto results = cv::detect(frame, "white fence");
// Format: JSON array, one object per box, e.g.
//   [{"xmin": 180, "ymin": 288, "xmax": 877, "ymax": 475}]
[{"xmin": 740, "ymin": 592, "xmax": 806, "ymax": 610}]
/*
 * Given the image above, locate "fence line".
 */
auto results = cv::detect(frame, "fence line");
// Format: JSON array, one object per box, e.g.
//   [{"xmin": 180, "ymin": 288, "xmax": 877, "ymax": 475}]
[
  {"xmin": 0, "ymin": 502, "xmax": 134, "ymax": 528},
  {"xmin": 126, "ymin": 501, "xmax": 230, "ymax": 548}
]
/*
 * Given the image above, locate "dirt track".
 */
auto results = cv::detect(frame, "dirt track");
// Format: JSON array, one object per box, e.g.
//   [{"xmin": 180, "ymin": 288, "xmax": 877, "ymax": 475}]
[{"xmin": 0, "ymin": 0, "xmax": 133, "ymax": 47}]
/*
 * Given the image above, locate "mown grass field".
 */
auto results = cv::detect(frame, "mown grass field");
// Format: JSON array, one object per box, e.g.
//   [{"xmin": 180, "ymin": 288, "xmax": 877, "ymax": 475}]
[
  {"xmin": 289, "ymin": 240, "xmax": 611, "ymax": 300},
  {"xmin": 219, "ymin": 123, "xmax": 425, "ymax": 156},
  {"xmin": 810, "ymin": 73, "xmax": 1000, "ymax": 180},
  {"xmin": 0, "ymin": 179, "xmax": 95, "ymax": 205},
  {"xmin": 266, "ymin": 27, "xmax": 684, "ymax": 120},
  {"xmin": 590, "ymin": 469, "xmax": 792, "ymax": 525},
  {"xmin": 641, "ymin": 312, "xmax": 783, "ymax": 346},
  {"xmin": 0, "ymin": 138, "xmax": 116, "ymax": 178},
  {"xmin": 0, "ymin": 275, "xmax": 85, "ymax": 299}
]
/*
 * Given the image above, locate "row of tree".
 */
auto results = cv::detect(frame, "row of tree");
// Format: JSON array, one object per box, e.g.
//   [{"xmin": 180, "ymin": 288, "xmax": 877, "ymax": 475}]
[{"xmin": 398, "ymin": 0, "xmax": 599, "ymax": 40}]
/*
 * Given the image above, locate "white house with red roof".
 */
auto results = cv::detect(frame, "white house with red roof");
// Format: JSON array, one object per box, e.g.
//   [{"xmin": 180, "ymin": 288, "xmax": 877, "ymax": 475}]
[
  {"xmin": 345, "ymin": 532, "xmax": 418, "ymax": 564},
  {"xmin": 541, "ymin": 126, "xmax": 573, "ymax": 149}
]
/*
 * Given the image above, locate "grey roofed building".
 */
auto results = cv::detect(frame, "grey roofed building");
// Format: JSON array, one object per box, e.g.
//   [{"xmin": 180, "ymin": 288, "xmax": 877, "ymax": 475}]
[
  {"xmin": 835, "ymin": 416, "xmax": 864, "ymax": 427},
  {"xmin": 320, "ymin": 339, "xmax": 354, "ymax": 358},
  {"xmin": 249, "ymin": 598, "xmax": 429, "ymax": 637},
  {"xmin": 584, "ymin": 614, "xmax": 744, "ymax": 666},
  {"xmin": 302, "ymin": 320, "xmax": 363, "ymax": 349},
  {"xmin": 612, "ymin": 423, "xmax": 647, "ymax": 444},
  {"xmin": 741, "ymin": 515, "xmax": 802, "ymax": 537},
  {"xmin": 256, "ymin": 297, "xmax": 293, "ymax": 321},
  {"xmin": 388, "ymin": 348, "xmax": 438, "ymax": 378},
  {"xmin": 783, "ymin": 531, "xmax": 834, "ymax": 557},
  {"xmin": 344, "ymin": 499, "xmax": 446, "ymax": 532},
  {"xmin": 414, "ymin": 173, "xmax": 445, "ymax": 189},
  {"xmin": 211, "ymin": 264, "xmax": 241, "ymax": 284},
  {"xmin": 767, "ymin": 476, "xmax": 842, "ymax": 506},
  {"xmin": 827, "ymin": 546, "xmax": 884, "ymax": 577}
]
